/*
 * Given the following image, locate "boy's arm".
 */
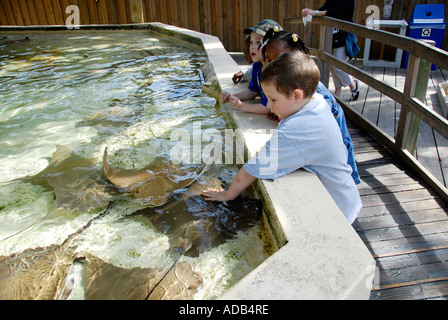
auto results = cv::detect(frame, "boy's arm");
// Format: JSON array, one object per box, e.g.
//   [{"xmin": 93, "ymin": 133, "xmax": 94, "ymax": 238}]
[
  {"xmin": 233, "ymin": 88, "xmax": 258, "ymax": 101},
  {"xmin": 203, "ymin": 167, "xmax": 256, "ymax": 202},
  {"xmin": 227, "ymin": 94, "xmax": 270, "ymax": 114},
  {"xmin": 221, "ymin": 89, "xmax": 258, "ymax": 105}
]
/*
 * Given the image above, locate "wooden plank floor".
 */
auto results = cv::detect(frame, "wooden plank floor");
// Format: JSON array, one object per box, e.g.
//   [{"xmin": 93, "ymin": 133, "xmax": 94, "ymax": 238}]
[
  {"xmin": 349, "ymin": 119, "xmax": 448, "ymax": 300},
  {"xmin": 328, "ymin": 65, "xmax": 448, "ymax": 299}
]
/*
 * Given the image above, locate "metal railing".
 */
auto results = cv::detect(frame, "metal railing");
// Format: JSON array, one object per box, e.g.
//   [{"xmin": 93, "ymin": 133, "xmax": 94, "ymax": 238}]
[{"xmin": 285, "ymin": 16, "xmax": 448, "ymax": 203}]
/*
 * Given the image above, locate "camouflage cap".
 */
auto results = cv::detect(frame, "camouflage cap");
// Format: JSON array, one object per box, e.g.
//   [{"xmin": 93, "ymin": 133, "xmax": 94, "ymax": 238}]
[{"xmin": 243, "ymin": 19, "xmax": 283, "ymax": 36}]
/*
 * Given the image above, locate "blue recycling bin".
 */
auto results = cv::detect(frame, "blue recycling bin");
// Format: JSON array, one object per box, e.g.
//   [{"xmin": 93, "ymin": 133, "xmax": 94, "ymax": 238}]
[{"xmin": 404, "ymin": 4, "xmax": 445, "ymax": 70}]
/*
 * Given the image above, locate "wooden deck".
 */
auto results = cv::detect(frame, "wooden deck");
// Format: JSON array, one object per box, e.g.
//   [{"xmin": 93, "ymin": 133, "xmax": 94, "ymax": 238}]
[
  {"xmin": 231, "ymin": 53, "xmax": 448, "ymax": 299},
  {"xmin": 328, "ymin": 66, "xmax": 448, "ymax": 300},
  {"xmin": 349, "ymin": 119, "xmax": 448, "ymax": 300}
]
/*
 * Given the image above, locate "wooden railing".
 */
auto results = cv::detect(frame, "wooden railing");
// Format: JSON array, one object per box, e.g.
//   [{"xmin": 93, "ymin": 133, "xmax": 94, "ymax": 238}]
[{"xmin": 285, "ymin": 16, "xmax": 448, "ymax": 203}]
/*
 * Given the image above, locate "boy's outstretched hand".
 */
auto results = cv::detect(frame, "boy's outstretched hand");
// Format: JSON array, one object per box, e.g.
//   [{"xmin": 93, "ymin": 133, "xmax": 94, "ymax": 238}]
[
  {"xmin": 202, "ymin": 168, "xmax": 257, "ymax": 202},
  {"xmin": 202, "ymin": 189, "xmax": 230, "ymax": 202}
]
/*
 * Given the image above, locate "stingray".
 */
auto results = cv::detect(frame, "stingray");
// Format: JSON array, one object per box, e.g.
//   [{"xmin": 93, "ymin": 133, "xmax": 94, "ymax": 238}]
[
  {"xmin": 0, "ymin": 202, "xmax": 203, "ymax": 300},
  {"xmin": 1, "ymin": 146, "xmax": 122, "ymax": 243},
  {"xmin": 132, "ymin": 177, "xmax": 262, "ymax": 257},
  {"xmin": 0, "ymin": 202, "xmax": 114, "ymax": 300},
  {"xmin": 103, "ymin": 147, "xmax": 213, "ymax": 207},
  {"xmin": 83, "ymin": 256, "xmax": 202, "ymax": 300},
  {"xmin": 79, "ymin": 100, "xmax": 136, "ymax": 135},
  {"xmin": 26, "ymin": 145, "xmax": 114, "ymax": 214},
  {"xmin": 3, "ymin": 144, "xmax": 216, "ymax": 242},
  {"xmin": 22, "ymin": 144, "xmax": 213, "ymax": 213},
  {"xmin": 26, "ymin": 144, "xmax": 209, "ymax": 212}
]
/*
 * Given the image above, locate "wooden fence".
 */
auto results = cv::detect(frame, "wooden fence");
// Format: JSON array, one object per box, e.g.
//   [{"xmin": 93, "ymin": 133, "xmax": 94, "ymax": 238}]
[{"xmin": 1, "ymin": 0, "xmax": 447, "ymax": 54}]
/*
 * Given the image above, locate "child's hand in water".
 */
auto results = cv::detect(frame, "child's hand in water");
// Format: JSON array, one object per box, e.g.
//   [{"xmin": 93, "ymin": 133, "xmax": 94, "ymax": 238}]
[
  {"xmin": 221, "ymin": 91, "xmax": 231, "ymax": 103},
  {"xmin": 221, "ymin": 92, "xmax": 242, "ymax": 110},
  {"xmin": 226, "ymin": 95, "xmax": 243, "ymax": 111},
  {"xmin": 203, "ymin": 189, "xmax": 231, "ymax": 202},
  {"xmin": 203, "ymin": 168, "xmax": 256, "ymax": 203}
]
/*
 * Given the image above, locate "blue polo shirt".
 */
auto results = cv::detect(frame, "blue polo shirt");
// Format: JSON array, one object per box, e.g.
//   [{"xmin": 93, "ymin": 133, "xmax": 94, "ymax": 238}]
[
  {"xmin": 317, "ymin": 82, "xmax": 360, "ymax": 185},
  {"xmin": 248, "ymin": 62, "xmax": 268, "ymax": 106}
]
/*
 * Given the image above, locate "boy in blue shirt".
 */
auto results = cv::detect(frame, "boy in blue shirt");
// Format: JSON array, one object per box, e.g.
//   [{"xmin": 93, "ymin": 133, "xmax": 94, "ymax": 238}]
[{"xmin": 204, "ymin": 51, "xmax": 362, "ymax": 224}]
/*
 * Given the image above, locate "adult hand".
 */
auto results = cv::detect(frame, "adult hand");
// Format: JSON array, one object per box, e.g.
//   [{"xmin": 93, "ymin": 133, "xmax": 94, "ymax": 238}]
[{"xmin": 302, "ymin": 8, "xmax": 318, "ymax": 17}]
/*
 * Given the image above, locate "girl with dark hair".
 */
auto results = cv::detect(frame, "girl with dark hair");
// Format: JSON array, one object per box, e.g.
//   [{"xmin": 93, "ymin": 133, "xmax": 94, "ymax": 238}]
[{"xmin": 261, "ymin": 28, "xmax": 310, "ymax": 61}]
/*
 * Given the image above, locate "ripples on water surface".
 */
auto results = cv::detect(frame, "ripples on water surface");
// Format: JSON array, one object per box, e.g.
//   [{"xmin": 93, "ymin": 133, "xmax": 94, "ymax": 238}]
[{"xmin": 0, "ymin": 31, "xmax": 268, "ymax": 299}]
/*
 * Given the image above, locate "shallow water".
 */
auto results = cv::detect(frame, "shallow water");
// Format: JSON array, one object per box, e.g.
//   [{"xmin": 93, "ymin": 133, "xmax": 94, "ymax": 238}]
[{"xmin": 0, "ymin": 31, "xmax": 268, "ymax": 300}]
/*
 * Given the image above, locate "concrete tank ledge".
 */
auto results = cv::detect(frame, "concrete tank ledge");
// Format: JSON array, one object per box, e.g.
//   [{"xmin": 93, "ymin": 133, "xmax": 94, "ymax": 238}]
[
  {"xmin": 0, "ymin": 22, "xmax": 376, "ymax": 299},
  {"xmin": 144, "ymin": 22, "xmax": 377, "ymax": 300}
]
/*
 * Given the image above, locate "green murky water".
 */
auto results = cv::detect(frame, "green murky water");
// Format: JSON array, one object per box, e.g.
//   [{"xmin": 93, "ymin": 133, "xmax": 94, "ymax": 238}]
[{"xmin": 0, "ymin": 31, "xmax": 268, "ymax": 300}]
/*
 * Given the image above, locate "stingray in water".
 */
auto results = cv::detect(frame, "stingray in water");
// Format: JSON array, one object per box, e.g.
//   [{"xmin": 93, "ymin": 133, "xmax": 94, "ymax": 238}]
[
  {"xmin": 79, "ymin": 99, "xmax": 137, "ymax": 135},
  {"xmin": 83, "ymin": 256, "xmax": 202, "ymax": 300},
  {"xmin": 132, "ymin": 177, "xmax": 262, "ymax": 257},
  {"xmin": 4, "ymin": 144, "xmax": 213, "ymax": 243},
  {"xmin": 0, "ymin": 202, "xmax": 114, "ymax": 300},
  {"xmin": 0, "ymin": 202, "xmax": 203, "ymax": 300},
  {"xmin": 103, "ymin": 147, "xmax": 212, "ymax": 207},
  {"xmin": 26, "ymin": 145, "xmax": 113, "ymax": 214},
  {"xmin": 24, "ymin": 145, "xmax": 210, "ymax": 214}
]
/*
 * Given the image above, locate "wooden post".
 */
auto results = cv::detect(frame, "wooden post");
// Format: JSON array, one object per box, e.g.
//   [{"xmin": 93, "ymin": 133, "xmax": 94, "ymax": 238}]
[
  {"xmin": 129, "ymin": 0, "xmax": 144, "ymax": 23},
  {"xmin": 395, "ymin": 40, "xmax": 435, "ymax": 155},
  {"xmin": 319, "ymin": 22, "xmax": 333, "ymax": 88}
]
